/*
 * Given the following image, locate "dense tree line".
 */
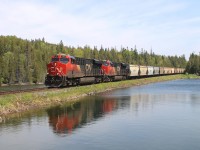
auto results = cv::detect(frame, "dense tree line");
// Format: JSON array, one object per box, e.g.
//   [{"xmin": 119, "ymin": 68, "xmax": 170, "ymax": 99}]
[
  {"xmin": 186, "ymin": 53, "xmax": 200, "ymax": 75},
  {"xmin": 0, "ymin": 36, "xmax": 187, "ymax": 85}
]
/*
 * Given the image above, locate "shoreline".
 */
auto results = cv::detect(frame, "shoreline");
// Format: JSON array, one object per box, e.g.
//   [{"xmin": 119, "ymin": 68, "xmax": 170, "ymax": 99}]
[{"xmin": 0, "ymin": 74, "xmax": 199, "ymax": 116}]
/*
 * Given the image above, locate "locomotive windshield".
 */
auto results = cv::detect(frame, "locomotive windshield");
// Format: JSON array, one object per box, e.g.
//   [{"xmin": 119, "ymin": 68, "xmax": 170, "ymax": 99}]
[
  {"xmin": 51, "ymin": 57, "xmax": 69, "ymax": 64},
  {"xmin": 103, "ymin": 61, "xmax": 109, "ymax": 66},
  {"xmin": 51, "ymin": 58, "xmax": 59, "ymax": 62},
  {"xmin": 60, "ymin": 58, "xmax": 69, "ymax": 64}
]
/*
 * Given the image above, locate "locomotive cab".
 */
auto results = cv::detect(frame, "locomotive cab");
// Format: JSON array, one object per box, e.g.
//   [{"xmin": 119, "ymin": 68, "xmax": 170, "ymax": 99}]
[
  {"xmin": 45, "ymin": 54, "xmax": 79, "ymax": 87},
  {"xmin": 101, "ymin": 60, "xmax": 116, "ymax": 77},
  {"xmin": 51, "ymin": 54, "xmax": 69, "ymax": 62},
  {"xmin": 47, "ymin": 54, "xmax": 70, "ymax": 76}
]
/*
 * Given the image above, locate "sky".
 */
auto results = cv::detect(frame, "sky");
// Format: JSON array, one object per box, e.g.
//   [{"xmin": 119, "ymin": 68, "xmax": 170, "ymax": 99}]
[{"xmin": 1, "ymin": 0, "xmax": 200, "ymax": 59}]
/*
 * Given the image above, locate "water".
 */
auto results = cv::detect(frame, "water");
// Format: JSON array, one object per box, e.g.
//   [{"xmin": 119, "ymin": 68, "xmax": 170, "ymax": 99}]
[{"xmin": 0, "ymin": 79, "xmax": 200, "ymax": 150}]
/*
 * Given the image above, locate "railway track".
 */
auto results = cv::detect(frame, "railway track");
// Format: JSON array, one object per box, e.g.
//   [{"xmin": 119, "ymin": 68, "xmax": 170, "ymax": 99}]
[
  {"xmin": 0, "ymin": 87, "xmax": 48, "ymax": 95},
  {"xmin": 0, "ymin": 82, "xmax": 91, "ymax": 96}
]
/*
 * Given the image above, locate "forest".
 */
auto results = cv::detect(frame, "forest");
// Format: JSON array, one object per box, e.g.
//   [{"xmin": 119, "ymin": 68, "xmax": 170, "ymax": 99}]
[
  {"xmin": 186, "ymin": 53, "xmax": 200, "ymax": 74},
  {"xmin": 0, "ymin": 35, "xmax": 197, "ymax": 86}
]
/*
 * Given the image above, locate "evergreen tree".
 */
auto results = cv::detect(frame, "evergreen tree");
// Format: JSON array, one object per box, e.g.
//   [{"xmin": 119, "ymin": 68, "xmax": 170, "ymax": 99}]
[{"xmin": 186, "ymin": 53, "xmax": 200, "ymax": 74}]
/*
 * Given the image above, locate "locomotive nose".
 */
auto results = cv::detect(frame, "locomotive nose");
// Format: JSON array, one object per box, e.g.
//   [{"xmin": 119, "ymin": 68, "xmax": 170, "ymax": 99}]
[
  {"xmin": 52, "ymin": 62, "xmax": 57, "ymax": 67},
  {"xmin": 47, "ymin": 62, "xmax": 58, "ymax": 76}
]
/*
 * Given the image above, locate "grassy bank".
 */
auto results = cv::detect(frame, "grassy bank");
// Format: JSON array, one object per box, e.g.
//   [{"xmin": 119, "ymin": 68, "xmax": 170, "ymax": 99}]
[{"xmin": 0, "ymin": 74, "xmax": 199, "ymax": 116}]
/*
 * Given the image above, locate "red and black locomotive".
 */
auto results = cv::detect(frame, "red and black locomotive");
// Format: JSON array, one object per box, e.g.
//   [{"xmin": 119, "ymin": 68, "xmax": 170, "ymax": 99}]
[
  {"xmin": 45, "ymin": 54, "xmax": 129, "ymax": 87},
  {"xmin": 45, "ymin": 53, "xmax": 185, "ymax": 87}
]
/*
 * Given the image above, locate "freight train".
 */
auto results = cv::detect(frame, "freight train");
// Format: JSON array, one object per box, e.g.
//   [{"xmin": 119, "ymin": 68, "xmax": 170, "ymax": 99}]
[{"xmin": 45, "ymin": 54, "xmax": 185, "ymax": 87}]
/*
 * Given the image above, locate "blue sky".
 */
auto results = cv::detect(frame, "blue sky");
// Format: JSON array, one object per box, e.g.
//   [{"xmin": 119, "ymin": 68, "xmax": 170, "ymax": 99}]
[{"xmin": 1, "ymin": 0, "xmax": 200, "ymax": 59}]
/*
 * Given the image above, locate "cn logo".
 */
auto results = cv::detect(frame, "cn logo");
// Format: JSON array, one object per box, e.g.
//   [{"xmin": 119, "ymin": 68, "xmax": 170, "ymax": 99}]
[
  {"xmin": 117, "ymin": 66, "xmax": 120, "ymax": 72},
  {"xmin": 86, "ymin": 64, "xmax": 92, "ymax": 72}
]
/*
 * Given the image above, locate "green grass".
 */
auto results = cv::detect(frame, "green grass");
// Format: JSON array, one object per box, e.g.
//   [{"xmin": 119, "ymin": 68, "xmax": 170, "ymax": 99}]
[
  {"xmin": 183, "ymin": 73, "xmax": 200, "ymax": 79},
  {"xmin": 0, "ymin": 74, "xmax": 199, "ymax": 115}
]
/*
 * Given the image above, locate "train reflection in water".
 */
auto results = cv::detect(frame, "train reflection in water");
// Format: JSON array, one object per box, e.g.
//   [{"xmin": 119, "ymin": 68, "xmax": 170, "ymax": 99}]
[
  {"xmin": 47, "ymin": 96, "xmax": 118, "ymax": 135},
  {"xmin": 48, "ymin": 92, "xmax": 183, "ymax": 135}
]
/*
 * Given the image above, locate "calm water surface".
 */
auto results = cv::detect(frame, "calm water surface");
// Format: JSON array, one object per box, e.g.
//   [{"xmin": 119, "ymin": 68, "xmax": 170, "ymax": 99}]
[{"xmin": 0, "ymin": 79, "xmax": 200, "ymax": 150}]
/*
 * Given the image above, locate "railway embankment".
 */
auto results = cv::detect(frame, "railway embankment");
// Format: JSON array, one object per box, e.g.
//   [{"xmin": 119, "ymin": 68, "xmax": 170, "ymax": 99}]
[{"xmin": 0, "ymin": 74, "xmax": 199, "ymax": 116}]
